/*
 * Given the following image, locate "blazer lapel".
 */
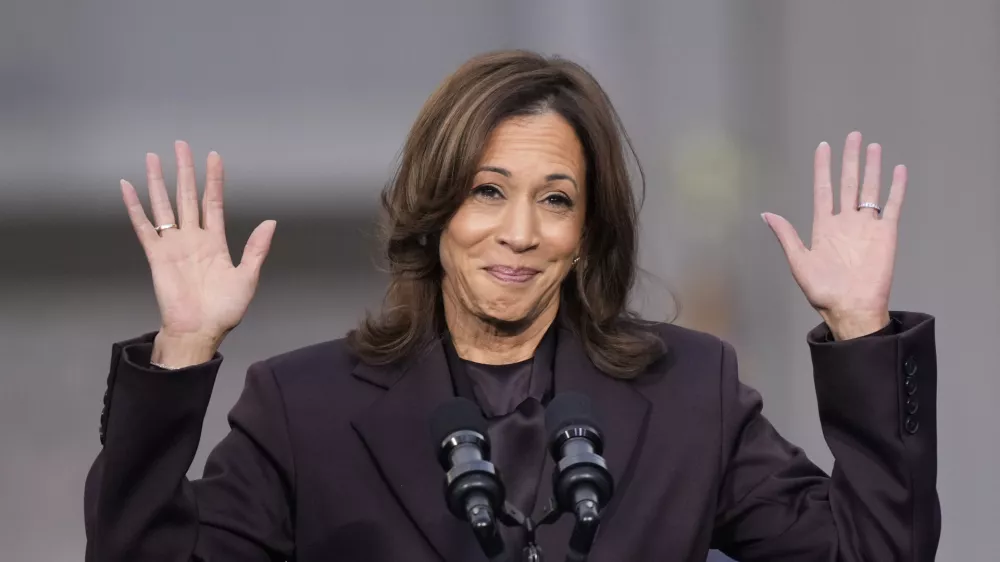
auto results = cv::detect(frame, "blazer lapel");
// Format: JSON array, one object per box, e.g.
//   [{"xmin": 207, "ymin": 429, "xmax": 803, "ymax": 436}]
[
  {"xmin": 350, "ymin": 340, "xmax": 487, "ymax": 562},
  {"xmin": 535, "ymin": 323, "xmax": 652, "ymax": 556}
]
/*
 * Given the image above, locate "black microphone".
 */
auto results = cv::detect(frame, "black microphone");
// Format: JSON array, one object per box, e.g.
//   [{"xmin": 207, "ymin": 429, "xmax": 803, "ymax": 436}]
[
  {"xmin": 430, "ymin": 397, "xmax": 507, "ymax": 560},
  {"xmin": 545, "ymin": 392, "xmax": 614, "ymax": 560}
]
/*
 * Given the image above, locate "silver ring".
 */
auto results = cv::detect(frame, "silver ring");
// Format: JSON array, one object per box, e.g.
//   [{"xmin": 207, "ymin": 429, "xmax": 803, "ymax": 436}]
[
  {"xmin": 857, "ymin": 202, "xmax": 882, "ymax": 214},
  {"xmin": 154, "ymin": 223, "xmax": 178, "ymax": 234}
]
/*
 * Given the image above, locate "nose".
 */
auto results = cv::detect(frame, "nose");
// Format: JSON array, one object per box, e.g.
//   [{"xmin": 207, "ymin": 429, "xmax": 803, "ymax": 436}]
[{"xmin": 496, "ymin": 197, "xmax": 539, "ymax": 253}]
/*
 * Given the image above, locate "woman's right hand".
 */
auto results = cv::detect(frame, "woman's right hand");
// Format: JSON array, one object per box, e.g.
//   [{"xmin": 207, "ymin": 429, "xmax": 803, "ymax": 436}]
[{"xmin": 121, "ymin": 141, "xmax": 276, "ymax": 368}]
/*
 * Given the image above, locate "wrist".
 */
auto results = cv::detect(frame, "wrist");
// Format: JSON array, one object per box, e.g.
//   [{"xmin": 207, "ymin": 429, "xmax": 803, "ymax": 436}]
[
  {"xmin": 821, "ymin": 309, "xmax": 891, "ymax": 341},
  {"xmin": 152, "ymin": 330, "xmax": 223, "ymax": 368}
]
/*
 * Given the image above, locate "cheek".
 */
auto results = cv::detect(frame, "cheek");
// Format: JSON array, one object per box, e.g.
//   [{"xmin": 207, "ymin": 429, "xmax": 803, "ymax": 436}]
[
  {"xmin": 540, "ymin": 218, "xmax": 583, "ymax": 261},
  {"xmin": 440, "ymin": 207, "xmax": 494, "ymax": 271},
  {"xmin": 448, "ymin": 208, "xmax": 495, "ymax": 247}
]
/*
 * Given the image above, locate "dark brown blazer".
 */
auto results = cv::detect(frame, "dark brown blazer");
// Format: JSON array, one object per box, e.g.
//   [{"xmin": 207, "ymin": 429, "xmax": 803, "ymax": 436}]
[{"xmin": 85, "ymin": 311, "xmax": 939, "ymax": 561}]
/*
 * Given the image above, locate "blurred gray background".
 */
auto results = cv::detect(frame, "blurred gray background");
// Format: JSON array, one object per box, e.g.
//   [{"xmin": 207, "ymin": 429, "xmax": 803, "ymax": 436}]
[{"xmin": 2, "ymin": 1, "xmax": 998, "ymax": 560}]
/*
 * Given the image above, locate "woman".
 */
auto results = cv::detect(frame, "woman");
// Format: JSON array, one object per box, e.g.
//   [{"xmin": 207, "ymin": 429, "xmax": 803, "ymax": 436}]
[{"xmin": 85, "ymin": 51, "xmax": 939, "ymax": 561}]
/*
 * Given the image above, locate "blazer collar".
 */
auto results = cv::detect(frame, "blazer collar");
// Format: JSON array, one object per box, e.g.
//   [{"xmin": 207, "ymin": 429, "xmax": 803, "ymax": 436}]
[{"xmin": 350, "ymin": 319, "xmax": 651, "ymax": 561}]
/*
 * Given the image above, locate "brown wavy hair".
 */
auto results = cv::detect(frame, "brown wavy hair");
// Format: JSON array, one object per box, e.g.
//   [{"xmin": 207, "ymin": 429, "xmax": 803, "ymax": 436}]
[{"xmin": 347, "ymin": 50, "xmax": 665, "ymax": 379}]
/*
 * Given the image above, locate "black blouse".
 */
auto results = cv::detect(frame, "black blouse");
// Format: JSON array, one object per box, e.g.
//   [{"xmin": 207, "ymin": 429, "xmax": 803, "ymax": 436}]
[{"xmin": 442, "ymin": 327, "xmax": 557, "ymax": 554}]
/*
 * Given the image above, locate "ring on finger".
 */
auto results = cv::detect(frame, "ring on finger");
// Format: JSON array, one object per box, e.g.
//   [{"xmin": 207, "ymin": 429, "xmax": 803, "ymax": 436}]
[
  {"xmin": 857, "ymin": 201, "xmax": 882, "ymax": 215},
  {"xmin": 154, "ymin": 223, "xmax": 179, "ymax": 234}
]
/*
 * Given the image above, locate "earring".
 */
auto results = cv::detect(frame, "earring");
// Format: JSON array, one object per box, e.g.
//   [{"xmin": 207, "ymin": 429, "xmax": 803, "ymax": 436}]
[{"xmin": 572, "ymin": 256, "xmax": 580, "ymax": 265}]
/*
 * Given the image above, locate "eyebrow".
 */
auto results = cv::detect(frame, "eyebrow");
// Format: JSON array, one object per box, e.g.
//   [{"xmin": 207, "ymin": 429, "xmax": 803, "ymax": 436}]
[{"xmin": 476, "ymin": 166, "xmax": 579, "ymax": 189}]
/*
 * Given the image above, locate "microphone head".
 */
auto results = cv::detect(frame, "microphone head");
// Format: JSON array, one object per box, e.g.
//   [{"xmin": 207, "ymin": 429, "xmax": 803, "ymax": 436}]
[
  {"xmin": 546, "ymin": 392, "xmax": 615, "ymax": 513},
  {"xmin": 545, "ymin": 391, "xmax": 603, "ymax": 445},
  {"xmin": 430, "ymin": 397, "xmax": 489, "ymax": 450}
]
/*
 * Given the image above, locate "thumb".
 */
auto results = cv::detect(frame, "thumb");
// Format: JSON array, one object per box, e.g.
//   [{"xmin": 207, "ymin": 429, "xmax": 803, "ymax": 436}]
[
  {"xmin": 238, "ymin": 220, "xmax": 277, "ymax": 278},
  {"xmin": 761, "ymin": 212, "xmax": 806, "ymax": 265}
]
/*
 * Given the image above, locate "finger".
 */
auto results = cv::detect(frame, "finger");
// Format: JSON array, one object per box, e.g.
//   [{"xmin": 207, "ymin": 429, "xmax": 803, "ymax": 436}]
[
  {"xmin": 813, "ymin": 141, "xmax": 834, "ymax": 222},
  {"xmin": 202, "ymin": 151, "xmax": 226, "ymax": 234},
  {"xmin": 762, "ymin": 212, "xmax": 807, "ymax": 266},
  {"xmin": 145, "ymin": 152, "xmax": 176, "ymax": 228},
  {"xmin": 839, "ymin": 131, "xmax": 863, "ymax": 213},
  {"xmin": 175, "ymin": 140, "xmax": 200, "ymax": 229},
  {"xmin": 237, "ymin": 220, "xmax": 277, "ymax": 278},
  {"xmin": 858, "ymin": 142, "xmax": 882, "ymax": 217},
  {"xmin": 120, "ymin": 180, "xmax": 159, "ymax": 248},
  {"xmin": 882, "ymin": 165, "xmax": 907, "ymax": 222}
]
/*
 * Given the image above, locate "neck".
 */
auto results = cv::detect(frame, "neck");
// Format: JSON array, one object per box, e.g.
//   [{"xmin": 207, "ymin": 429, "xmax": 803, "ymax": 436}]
[{"xmin": 443, "ymin": 297, "xmax": 558, "ymax": 365}]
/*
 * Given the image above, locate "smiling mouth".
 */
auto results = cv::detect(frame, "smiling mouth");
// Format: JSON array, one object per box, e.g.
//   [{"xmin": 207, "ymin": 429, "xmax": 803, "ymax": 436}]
[{"xmin": 484, "ymin": 266, "xmax": 541, "ymax": 284}]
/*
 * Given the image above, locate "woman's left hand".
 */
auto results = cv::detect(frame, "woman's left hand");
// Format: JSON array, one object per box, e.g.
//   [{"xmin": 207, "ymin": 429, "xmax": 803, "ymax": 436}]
[{"xmin": 762, "ymin": 131, "xmax": 907, "ymax": 340}]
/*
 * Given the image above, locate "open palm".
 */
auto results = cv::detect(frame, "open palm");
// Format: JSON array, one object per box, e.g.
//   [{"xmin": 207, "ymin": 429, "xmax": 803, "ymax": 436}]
[
  {"xmin": 763, "ymin": 132, "xmax": 907, "ymax": 339},
  {"xmin": 121, "ymin": 141, "xmax": 276, "ymax": 348}
]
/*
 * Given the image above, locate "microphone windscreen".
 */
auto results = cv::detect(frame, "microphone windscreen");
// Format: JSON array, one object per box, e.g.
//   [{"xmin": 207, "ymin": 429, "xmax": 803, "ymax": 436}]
[
  {"xmin": 545, "ymin": 391, "xmax": 602, "ymax": 441},
  {"xmin": 430, "ymin": 397, "xmax": 488, "ymax": 447}
]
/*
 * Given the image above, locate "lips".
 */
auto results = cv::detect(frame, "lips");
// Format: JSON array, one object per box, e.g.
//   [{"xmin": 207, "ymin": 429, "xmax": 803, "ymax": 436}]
[{"xmin": 484, "ymin": 265, "xmax": 540, "ymax": 283}]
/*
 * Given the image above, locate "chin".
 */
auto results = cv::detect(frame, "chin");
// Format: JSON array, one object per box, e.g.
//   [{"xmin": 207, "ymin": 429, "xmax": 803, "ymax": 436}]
[
  {"xmin": 464, "ymin": 276, "xmax": 557, "ymax": 328},
  {"xmin": 474, "ymin": 297, "xmax": 536, "ymax": 327},
  {"xmin": 479, "ymin": 304, "xmax": 530, "ymax": 323}
]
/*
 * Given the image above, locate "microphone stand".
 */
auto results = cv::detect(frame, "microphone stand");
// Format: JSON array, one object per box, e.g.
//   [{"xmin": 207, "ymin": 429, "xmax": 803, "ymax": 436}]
[
  {"xmin": 497, "ymin": 501, "xmax": 544, "ymax": 562},
  {"xmin": 495, "ymin": 496, "xmax": 601, "ymax": 562}
]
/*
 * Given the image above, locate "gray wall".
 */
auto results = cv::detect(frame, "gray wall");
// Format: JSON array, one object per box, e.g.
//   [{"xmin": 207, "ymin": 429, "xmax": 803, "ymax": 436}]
[{"xmin": 2, "ymin": 1, "xmax": 998, "ymax": 560}]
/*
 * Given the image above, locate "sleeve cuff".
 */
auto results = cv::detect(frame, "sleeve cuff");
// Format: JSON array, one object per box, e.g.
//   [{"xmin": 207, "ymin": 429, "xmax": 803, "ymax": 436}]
[
  {"xmin": 808, "ymin": 311, "xmax": 936, "ymax": 441},
  {"xmin": 113, "ymin": 331, "xmax": 222, "ymax": 372},
  {"xmin": 100, "ymin": 331, "xmax": 224, "ymax": 445},
  {"xmin": 809, "ymin": 312, "xmax": 905, "ymax": 344}
]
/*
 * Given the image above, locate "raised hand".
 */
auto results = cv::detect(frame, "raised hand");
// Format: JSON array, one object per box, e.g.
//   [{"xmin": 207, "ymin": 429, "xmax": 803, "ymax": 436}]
[
  {"xmin": 120, "ymin": 141, "xmax": 276, "ymax": 367},
  {"xmin": 762, "ymin": 131, "xmax": 906, "ymax": 340}
]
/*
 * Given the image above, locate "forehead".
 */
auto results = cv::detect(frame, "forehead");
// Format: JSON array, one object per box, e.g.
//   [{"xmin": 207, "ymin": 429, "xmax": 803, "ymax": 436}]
[{"xmin": 479, "ymin": 112, "xmax": 585, "ymax": 173}]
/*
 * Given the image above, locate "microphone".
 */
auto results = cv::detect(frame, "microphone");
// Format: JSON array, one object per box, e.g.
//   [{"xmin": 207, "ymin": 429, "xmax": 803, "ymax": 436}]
[
  {"xmin": 430, "ymin": 397, "xmax": 506, "ymax": 560},
  {"xmin": 545, "ymin": 392, "xmax": 614, "ymax": 560}
]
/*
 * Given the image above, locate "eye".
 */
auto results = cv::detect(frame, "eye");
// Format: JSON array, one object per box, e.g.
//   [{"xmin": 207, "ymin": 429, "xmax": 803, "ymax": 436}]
[
  {"xmin": 472, "ymin": 184, "xmax": 503, "ymax": 200},
  {"xmin": 543, "ymin": 193, "xmax": 574, "ymax": 208}
]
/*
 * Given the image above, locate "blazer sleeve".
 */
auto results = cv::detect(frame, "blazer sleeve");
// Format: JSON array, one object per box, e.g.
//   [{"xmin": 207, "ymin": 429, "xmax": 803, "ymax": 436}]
[
  {"xmin": 710, "ymin": 311, "xmax": 940, "ymax": 561},
  {"xmin": 84, "ymin": 333, "xmax": 296, "ymax": 562}
]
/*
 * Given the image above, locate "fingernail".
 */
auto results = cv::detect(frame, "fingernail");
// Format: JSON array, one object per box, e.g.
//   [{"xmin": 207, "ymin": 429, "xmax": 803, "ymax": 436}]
[
  {"xmin": 818, "ymin": 141, "xmax": 829, "ymax": 149},
  {"xmin": 760, "ymin": 213, "xmax": 769, "ymax": 225}
]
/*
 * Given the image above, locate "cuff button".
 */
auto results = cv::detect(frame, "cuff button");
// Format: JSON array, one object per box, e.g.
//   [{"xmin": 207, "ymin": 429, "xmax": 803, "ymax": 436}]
[{"xmin": 904, "ymin": 416, "xmax": 920, "ymax": 434}]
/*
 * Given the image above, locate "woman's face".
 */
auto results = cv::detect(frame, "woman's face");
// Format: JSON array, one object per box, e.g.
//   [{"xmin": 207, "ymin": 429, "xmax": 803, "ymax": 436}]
[{"xmin": 440, "ymin": 112, "xmax": 586, "ymax": 327}]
